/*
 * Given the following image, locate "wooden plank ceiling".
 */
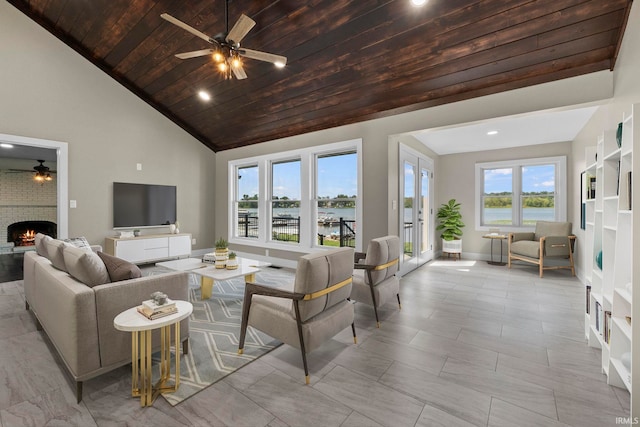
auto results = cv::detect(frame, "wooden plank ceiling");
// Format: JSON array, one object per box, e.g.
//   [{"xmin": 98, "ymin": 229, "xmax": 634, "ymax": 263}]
[{"xmin": 7, "ymin": 0, "xmax": 632, "ymax": 152}]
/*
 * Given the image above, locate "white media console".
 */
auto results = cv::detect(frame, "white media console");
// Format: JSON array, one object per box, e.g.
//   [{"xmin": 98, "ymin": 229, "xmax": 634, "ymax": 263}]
[{"xmin": 104, "ymin": 233, "xmax": 191, "ymax": 264}]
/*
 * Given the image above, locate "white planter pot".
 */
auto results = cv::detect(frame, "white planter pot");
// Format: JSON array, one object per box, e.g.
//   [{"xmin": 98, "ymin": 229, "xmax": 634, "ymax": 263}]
[{"xmin": 442, "ymin": 239, "xmax": 462, "ymax": 254}]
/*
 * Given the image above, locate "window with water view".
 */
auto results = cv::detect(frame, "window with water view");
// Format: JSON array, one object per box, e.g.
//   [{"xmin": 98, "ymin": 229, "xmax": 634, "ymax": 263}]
[
  {"xmin": 230, "ymin": 140, "xmax": 361, "ymax": 250},
  {"xmin": 478, "ymin": 157, "xmax": 565, "ymax": 228}
]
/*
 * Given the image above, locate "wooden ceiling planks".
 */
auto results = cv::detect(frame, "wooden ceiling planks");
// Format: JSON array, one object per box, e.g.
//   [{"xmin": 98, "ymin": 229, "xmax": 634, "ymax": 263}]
[{"xmin": 6, "ymin": 0, "xmax": 632, "ymax": 152}]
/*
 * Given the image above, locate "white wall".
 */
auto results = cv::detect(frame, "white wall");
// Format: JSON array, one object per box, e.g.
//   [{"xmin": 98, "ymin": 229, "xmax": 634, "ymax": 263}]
[{"xmin": 0, "ymin": 2, "xmax": 217, "ymax": 248}]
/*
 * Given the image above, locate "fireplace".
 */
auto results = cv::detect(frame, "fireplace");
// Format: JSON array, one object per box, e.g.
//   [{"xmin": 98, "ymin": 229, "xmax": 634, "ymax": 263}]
[{"xmin": 7, "ymin": 221, "xmax": 57, "ymax": 246}]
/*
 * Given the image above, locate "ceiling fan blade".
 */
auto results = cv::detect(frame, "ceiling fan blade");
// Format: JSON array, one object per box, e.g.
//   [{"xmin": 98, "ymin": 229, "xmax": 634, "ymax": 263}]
[
  {"xmin": 231, "ymin": 62, "xmax": 248, "ymax": 80},
  {"xmin": 226, "ymin": 14, "xmax": 255, "ymax": 45},
  {"xmin": 240, "ymin": 48, "xmax": 287, "ymax": 66},
  {"xmin": 161, "ymin": 13, "xmax": 214, "ymax": 44},
  {"xmin": 175, "ymin": 49, "xmax": 215, "ymax": 59}
]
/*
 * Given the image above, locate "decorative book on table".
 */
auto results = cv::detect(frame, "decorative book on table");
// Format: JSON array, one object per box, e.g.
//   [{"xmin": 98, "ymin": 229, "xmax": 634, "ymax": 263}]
[{"xmin": 137, "ymin": 298, "xmax": 177, "ymax": 320}]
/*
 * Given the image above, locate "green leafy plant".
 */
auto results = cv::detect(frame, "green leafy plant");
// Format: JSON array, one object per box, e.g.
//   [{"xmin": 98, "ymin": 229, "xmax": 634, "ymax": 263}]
[
  {"xmin": 436, "ymin": 199, "xmax": 465, "ymax": 241},
  {"xmin": 228, "ymin": 251, "xmax": 237, "ymax": 259},
  {"xmin": 214, "ymin": 237, "xmax": 228, "ymax": 249}
]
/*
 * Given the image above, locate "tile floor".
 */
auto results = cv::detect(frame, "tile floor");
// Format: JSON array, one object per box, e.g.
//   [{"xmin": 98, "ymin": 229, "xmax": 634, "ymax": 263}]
[{"xmin": 0, "ymin": 258, "xmax": 630, "ymax": 426}]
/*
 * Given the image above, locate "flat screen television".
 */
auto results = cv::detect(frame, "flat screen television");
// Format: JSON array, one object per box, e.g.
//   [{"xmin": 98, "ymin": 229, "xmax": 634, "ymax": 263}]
[{"xmin": 113, "ymin": 182, "xmax": 177, "ymax": 228}]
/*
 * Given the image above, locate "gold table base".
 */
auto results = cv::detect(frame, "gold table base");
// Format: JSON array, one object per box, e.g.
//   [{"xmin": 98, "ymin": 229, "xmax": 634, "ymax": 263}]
[
  {"xmin": 130, "ymin": 321, "xmax": 181, "ymax": 406},
  {"xmin": 200, "ymin": 273, "xmax": 256, "ymax": 300}
]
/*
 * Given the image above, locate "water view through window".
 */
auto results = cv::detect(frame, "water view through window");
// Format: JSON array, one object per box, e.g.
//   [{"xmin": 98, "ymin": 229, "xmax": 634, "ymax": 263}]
[
  {"xmin": 482, "ymin": 164, "xmax": 556, "ymax": 226},
  {"xmin": 234, "ymin": 150, "xmax": 358, "ymax": 247}
]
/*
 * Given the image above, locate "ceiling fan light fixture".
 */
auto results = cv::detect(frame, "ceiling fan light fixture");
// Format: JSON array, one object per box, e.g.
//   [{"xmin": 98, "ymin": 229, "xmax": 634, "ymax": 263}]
[
  {"xmin": 32, "ymin": 159, "xmax": 53, "ymax": 183},
  {"xmin": 231, "ymin": 56, "xmax": 242, "ymax": 68},
  {"xmin": 218, "ymin": 62, "xmax": 228, "ymax": 72},
  {"xmin": 212, "ymin": 51, "xmax": 224, "ymax": 63}
]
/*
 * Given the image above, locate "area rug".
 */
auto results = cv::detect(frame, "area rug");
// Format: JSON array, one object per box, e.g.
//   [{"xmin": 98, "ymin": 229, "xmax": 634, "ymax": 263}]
[{"xmin": 145, "ymin": 266, "xmax": 294, "ymax": 406}]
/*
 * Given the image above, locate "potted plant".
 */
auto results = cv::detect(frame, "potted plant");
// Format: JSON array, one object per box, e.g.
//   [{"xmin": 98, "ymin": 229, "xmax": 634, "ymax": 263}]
[
  {"xmin": 214, "ymin": 237, "xmax": 228, "ymax": 269},
  {"xmin": 436, "ymin": 199, "xmax": 464, "ymax": 257},
  {"xmin": 226, "ymin": 252, "xmax": 238, "ymax": 270}
]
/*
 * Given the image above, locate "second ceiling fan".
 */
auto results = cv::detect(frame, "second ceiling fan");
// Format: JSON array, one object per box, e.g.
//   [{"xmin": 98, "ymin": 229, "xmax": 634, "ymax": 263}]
[{"xmin": 161, "ymin": 0, "xmax": 287, "ymax": 80}]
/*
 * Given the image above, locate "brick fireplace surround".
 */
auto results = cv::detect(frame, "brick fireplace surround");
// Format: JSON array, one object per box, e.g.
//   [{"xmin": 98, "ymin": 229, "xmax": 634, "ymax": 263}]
[{"xmin": 0, "ymin": 170, "xmax": 57, "ymax": 251}]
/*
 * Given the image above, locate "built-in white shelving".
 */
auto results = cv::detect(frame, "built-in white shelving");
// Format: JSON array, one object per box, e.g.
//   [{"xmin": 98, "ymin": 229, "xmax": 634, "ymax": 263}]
[{"xmin": 583, "ymin": 105, "xmax": 635, "ymax": 417}]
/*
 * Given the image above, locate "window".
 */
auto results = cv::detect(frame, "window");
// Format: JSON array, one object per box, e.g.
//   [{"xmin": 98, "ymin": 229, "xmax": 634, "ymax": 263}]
[
  {"xmin": 235, "ymin": 165, "xmax": 259, "ymax": 239},
  {"xmin": 316, "ymin": 152, "xmax": 357, "ymax": 247},
  {"xmin": 229, "ymin": 139, "xmax": 361, "ymax": 252},
  {"xmin": 270, "ymin": 159, "xmax": 301, "ymax": 243},
  {"xmin": 475, "ymin": 156, "xmax": 566, "ymax": 230}
]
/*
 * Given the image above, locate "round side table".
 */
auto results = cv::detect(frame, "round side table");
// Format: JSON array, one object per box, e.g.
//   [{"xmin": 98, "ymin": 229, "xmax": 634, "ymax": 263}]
[
  {"xmin": 114, "ymin": 300, "xmax": 192, "ymax": 407},
  {"xmin": 483, "ymin": 234, "xmax": 507, "ymax": 265}
]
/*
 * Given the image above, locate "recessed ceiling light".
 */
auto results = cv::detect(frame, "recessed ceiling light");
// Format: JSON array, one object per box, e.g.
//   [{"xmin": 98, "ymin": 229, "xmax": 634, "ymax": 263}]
[
  {"xmin": 411, "ymin": 0, "xmax": 428, "ymax": 6},
  {"xmin": 274, "ymin": 61, "xmax": 286, "ymax": 69},
  {"xmin": 0, "ymin": 143, "xmax": 14, "ymax": 149},
  {"xmin": 198, "ymin": 90, "xmax": 211, "ymax": 101},
  {"xmin": 487, "ymin": 130, "xmax": 499, "ymax": 135}
]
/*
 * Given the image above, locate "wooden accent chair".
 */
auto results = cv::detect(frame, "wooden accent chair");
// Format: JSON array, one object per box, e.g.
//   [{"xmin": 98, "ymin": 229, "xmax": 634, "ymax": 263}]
[
  {"xmin": 351, "ymin": 235, "xmax": 401, "ymax": 327},
  {"xmin": 238, "ymin": 247, "xmax": 356, "ymax": 384},
  {"xmin": 508, "ymin": 221, "xmax": 576, "ymax": 278}
]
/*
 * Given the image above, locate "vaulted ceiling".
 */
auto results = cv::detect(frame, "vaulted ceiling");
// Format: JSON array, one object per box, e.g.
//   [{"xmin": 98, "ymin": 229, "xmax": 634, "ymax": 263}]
[{"xmin": 7, "ymin": 0, "xmax": 633, "ymax": 152}]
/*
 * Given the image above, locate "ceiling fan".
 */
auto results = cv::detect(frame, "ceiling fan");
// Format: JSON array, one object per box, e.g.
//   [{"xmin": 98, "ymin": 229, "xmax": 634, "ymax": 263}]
[{"xmin": 160, "ymin": 0, "xmax": 287, "ymax": 80}]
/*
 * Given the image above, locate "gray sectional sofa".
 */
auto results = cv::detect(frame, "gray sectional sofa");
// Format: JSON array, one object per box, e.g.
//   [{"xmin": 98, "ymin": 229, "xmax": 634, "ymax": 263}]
[{"xmin": 23, "ymin": 234, "xmax": 190, "ymax": 402}]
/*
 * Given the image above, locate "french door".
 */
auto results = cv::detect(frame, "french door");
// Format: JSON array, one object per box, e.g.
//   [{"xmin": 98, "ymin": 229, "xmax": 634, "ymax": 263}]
[{"xmin": 399, "ymin": 145, "xmax": 434, "ymax": 275}]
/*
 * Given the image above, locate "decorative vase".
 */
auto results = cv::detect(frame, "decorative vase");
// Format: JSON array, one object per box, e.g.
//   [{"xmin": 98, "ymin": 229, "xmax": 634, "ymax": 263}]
[
  {"xmin": 616, "ymin": 122, "xmax": 623, "ymax": 148},
  {"xmin": 169, "ymin": 224, "xmax": 176, "ymax": 233},
  {"xmin": 595, "ymin": 250, "xmax": 602, "ymax": 270},
  {"xmin": 226, "ymin": 258, "xmax": 238, "ymax": 270},
  {"xmin": 214, "ymin": 248, "xmax": 228, "ymax": 269},
  {"xmin": 175, "ymin": 227, "xmax": 179, "ymax": 234}
]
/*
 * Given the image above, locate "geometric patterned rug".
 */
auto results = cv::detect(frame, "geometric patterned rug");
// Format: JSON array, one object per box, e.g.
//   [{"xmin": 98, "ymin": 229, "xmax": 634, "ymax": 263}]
[{"xmin": 146, "ymin": 266, "xmax": 293, "ymax": 406}]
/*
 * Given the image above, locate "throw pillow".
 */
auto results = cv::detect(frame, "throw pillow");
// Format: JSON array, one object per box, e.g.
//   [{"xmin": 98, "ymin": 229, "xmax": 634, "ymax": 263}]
[
  {"xmin": 63, "ymin": 245, "xmax": 111, "ymax": 287},
  {"xmin": 97, "ymin": 251, "xmax": 142, "ymax": 282},
  {"xmin": 45, "ymin": 238, "xmax": 69, "ymax": 272},
  {"xmin": 64, "ymin": 236, "xmax": 92, "ymax": 251},
  {"xmin": 35, "ymin": 233, "xmax": 52, "ymax": 257}
]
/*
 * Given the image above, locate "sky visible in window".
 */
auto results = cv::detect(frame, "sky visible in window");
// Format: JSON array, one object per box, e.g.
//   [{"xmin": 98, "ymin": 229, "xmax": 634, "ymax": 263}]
[
  {"xmin": 238, "ymin": 166, "xmax": 258, "ymax": 199},
  {"xmin": 484, "ymin": 164, "xmax": 555, "ymax": 194},
  {"xmin": 272, "ymin": 160, "xmax": 301, "ymax": 199},
  {"xmin": 317, "ymin": 153, "xmax": 357, "ymax": 198}
]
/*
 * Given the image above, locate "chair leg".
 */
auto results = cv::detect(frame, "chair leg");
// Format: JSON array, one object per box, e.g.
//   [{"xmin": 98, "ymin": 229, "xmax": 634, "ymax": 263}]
[
  {"xmin": 76, "ymin": 381, "xmax": 83, "ymax": 403},
  {"xmin": 539, "ymin": 261, "xmax": 543, "ymax": 278},
  {"xmin": 237, "ymin": 287, "xmax": 253, "ymax": 355},
  {"xmin": 293, "ymin": 301, "xmax": 310, "ymax": 384},
  {"xmin": 366, "ymin": 271, "xmax": 380, "ymax": 328},
  {"xmin": 397, "ymin": 293, "xmax": 401, "ymax": 310},
  {"xmin": 351, "ymin": 322, "xmax": 357, "ymax": 344},
  {"xmin": 569, "ymin": 248, "xmax": 576, "ymax": 276}
]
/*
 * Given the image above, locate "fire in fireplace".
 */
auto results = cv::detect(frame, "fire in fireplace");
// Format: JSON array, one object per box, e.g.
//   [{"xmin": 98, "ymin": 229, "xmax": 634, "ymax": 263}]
[{"xmin": 7, "ymin": 221, "xmax": 57, "ymax": 246}]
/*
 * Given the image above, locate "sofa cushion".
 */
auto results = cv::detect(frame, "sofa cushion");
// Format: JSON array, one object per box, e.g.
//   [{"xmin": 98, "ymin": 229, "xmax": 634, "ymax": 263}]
[
  {"xmin": 63, "ymin": 245, "xmax": 111, "ymax": 287},
  {"xmin": 64, "ymin": 236, "xmax": 92, "ymax": 251},
  {"xmin": 46, "ymin": 238, "xmax": 70, "ymax": 272},
  {"xmin": 97, "ymin": 251, "xmax": 142, "ymax": 282},
  {"xmin": 35, "ymin": 233, "xmax": 51, "ymax": 257}
]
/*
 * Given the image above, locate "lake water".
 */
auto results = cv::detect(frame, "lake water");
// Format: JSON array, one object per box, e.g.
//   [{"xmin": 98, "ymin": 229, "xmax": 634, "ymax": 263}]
[
  {"xmin": 484, "ymin": 207, "xmax": 556, "ymax": 224},
  {"xmin": 240, "ymin": 207, "xmax": 556, "ymax": 231}
]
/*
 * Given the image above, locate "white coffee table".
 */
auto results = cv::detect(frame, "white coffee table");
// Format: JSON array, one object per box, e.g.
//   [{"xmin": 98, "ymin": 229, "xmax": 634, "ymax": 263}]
[
  {"xmin": 114, "ymin": 300, "xmax": 192, "ymax": 407},
  {"xmin": 157, "ymin": 257, "xmax": 270, "ymax": 299}
]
